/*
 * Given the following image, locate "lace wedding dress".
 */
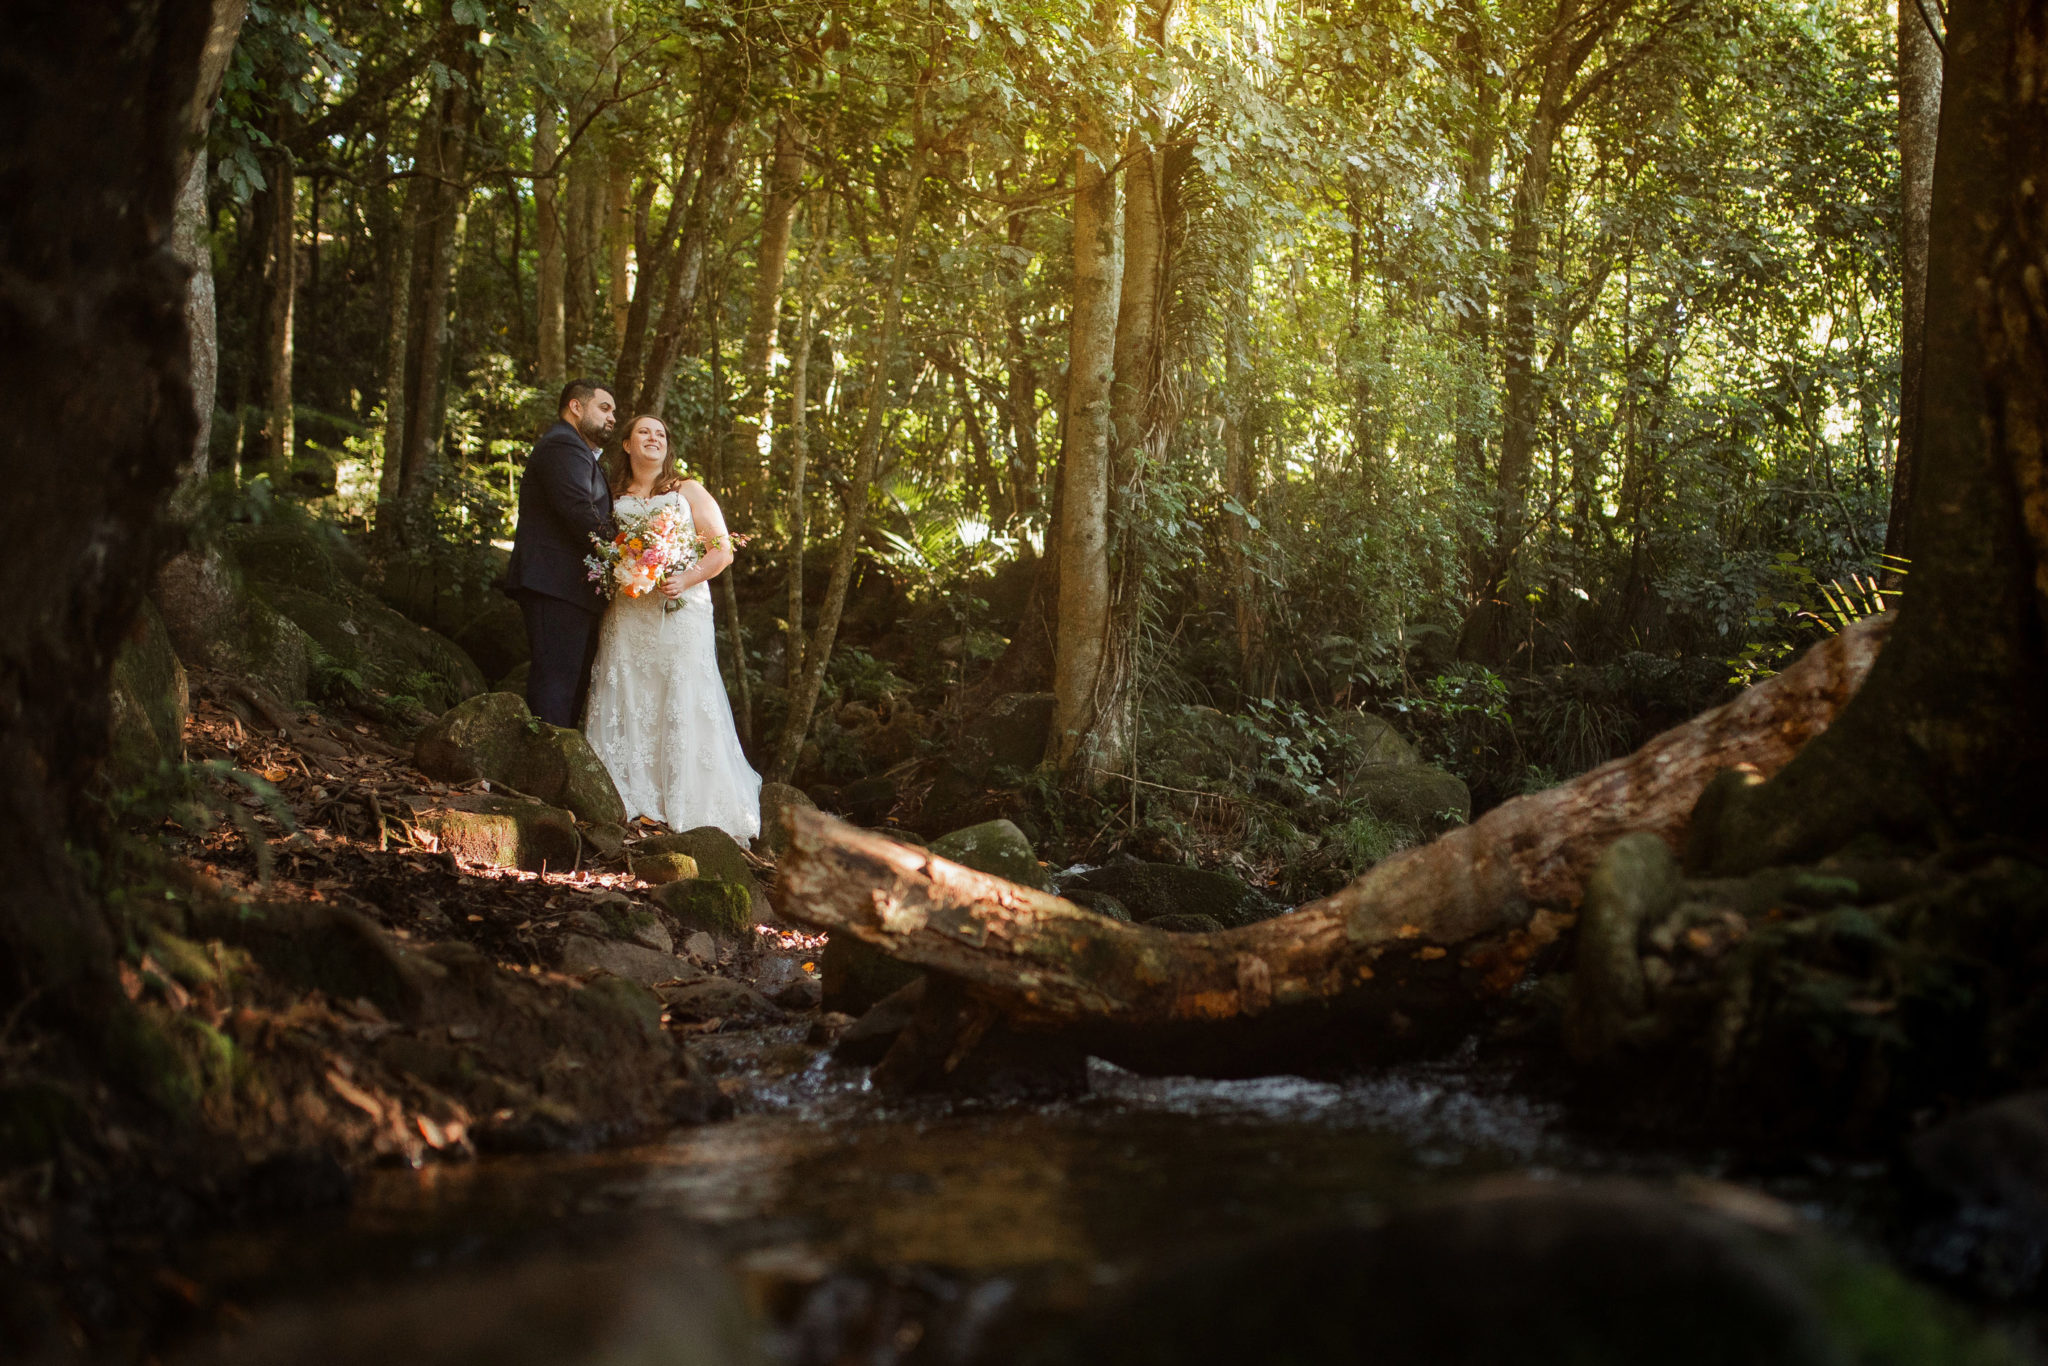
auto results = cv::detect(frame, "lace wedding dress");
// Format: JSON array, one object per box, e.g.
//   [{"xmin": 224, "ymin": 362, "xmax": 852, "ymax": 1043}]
[{"xmin": 584, "ymin": 492, "xmax": 762, "ymax": 843}]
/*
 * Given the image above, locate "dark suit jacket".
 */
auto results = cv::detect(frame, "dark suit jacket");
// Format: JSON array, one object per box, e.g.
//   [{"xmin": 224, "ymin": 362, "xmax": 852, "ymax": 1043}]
[{"xmin": 504, "ymin": 420, "xmax": 615, "ymax": 612}]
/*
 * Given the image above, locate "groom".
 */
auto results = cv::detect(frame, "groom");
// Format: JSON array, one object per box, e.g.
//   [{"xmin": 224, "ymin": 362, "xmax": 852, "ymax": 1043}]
[{"xmin": 505, "ymin": 378, "xmax": 617, "ymax": 727}]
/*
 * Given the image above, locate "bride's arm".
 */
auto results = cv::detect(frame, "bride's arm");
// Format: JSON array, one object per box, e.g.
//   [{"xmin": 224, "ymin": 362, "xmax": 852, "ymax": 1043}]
[{"xmin": 673, "ymin": 480, "xmax": 735, "ymax": 591}]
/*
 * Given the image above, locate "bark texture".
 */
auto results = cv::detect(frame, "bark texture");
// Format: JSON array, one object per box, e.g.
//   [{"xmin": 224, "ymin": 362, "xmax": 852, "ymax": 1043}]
[
  {"xmin": 0, "ymin": 0, "xmax": 243, "ymax": 1012},
  {"xmin": 534, "ymin": 97, "xmax": 567, "ymax": 388},
  {"xmin": 724, "ymin": 118, "xmax": 806, "ymax": 515},
  {"xmin": 1049, "ymin": 97, "xmax": 1122, "ymax": 780},
  {"xmin": 777, "ymin": 616, "xmax": 1887, "ymax": 1066},
  {"xmin": 1885, "ymin": 0, "xmax": 1943, "ymax": 567},
  {"xmin": 1709, "ymin": 0, "xmax": 2048, "ymax": 868}
]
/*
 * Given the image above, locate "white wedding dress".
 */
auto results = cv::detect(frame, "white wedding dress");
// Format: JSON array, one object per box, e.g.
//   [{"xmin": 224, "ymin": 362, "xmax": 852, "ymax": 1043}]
[{"xmin": 583, "ymin": 492, "xmax": 762, "ymax": 843}]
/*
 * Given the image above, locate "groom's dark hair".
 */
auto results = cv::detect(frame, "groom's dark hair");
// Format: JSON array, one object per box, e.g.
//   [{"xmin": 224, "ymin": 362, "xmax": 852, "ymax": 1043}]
[{"xmin": 557, "ymin": 377, "xmax": 612, "ymax": 414}]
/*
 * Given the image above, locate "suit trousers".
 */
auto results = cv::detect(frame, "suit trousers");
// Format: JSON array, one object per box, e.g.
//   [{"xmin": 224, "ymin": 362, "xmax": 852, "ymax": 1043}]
[{"xmin": 519, "ymin": 592, "xmax": 603, "ymax": 727}]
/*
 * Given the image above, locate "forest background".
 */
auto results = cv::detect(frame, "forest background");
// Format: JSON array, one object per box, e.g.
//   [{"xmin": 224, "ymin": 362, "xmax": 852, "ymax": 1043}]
[{"xmin": 201, "ymin": 0, "xmax": 1918, "ymax": 889}]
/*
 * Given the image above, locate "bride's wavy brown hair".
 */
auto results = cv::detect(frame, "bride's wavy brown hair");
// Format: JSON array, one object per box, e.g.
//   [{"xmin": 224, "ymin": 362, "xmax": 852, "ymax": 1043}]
[{"xmin": 605, "ymin": 414, "xmax": 686, "ymax": 496}]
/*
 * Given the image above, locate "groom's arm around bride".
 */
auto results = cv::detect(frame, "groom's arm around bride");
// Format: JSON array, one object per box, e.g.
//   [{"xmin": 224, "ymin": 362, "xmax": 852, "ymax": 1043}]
[{"xmin": 503, "ymin": 378, "xmax": 618, "ymax": 728}]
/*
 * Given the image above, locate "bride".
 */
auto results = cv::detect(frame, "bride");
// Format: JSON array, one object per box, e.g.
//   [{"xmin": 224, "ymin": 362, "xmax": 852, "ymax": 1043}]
[{"xmin": 583, "ymin": 414, "xmax": 762, "ymax": 844}]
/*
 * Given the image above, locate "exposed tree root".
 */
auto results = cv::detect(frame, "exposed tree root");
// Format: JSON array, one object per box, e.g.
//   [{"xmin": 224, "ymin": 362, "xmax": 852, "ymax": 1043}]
[{"xmin": 773, "ymin": 617, "xmax": 1891, "ymax": 1075}]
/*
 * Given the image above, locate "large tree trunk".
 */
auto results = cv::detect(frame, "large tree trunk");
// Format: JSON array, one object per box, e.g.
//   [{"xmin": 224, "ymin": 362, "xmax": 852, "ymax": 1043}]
[
  {"xmin": 171, "ymin": 148, "xmax": 220, "ymax": 506},
  {"xmin": 0, "ymin": 0, "xmax": 244, "ymax": 1017},
  {"xmin": 724, "ymin": 117, "xmax": 806, "ymax": 518},
  {"xmin": 1706, "ymin": 0, "xmax": 2048, "ymax": 869},
  {"xmin": 776, "ymin": 615, "xmax": 1887, "ymax": 1072},
  {"xmin": 1885, "ymin": 0, "xmax": 1943, "ymax": 568},
  {"xmin": 257, "ymin": 141, "xmax": 297, "ymax": 479},
  {"xmin": 1049, "ymin": 88, "xmax": 1122, "ymax": 782},
  {"xmin": 613, "ymin": 134, "xmax": 701, "ymax": 421},
  {"xmin": 394, "ymin": 18, "xmax": 482, "ymax": 511},
  {"xmin": 534, "ymin": 97, "xmax": 568, "ymax": 388},
  {"xmin": 768, "ymin": 118, "xmax": 932, "ymax": 784}
]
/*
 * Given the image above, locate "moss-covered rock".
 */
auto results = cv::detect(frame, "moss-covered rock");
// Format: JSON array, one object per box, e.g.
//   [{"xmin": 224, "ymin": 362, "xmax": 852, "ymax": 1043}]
[
  {"xmin": 1329, "ymin": 710, "xmax": 1421, "ymax": 777},
  {"xmin": 649, "ymin": 879, "xmax": 754, "ymax": 938},
  {"xmin": 413, "ymin": 692, "xmax": 627, "ymax": 826},
  {"xmin": 758, "ymin": 781, "xmax": 817, "ymax": 856},
  {"xmin": 1063, "ymin": 890, "xmax": 1131, "ymax": 922},
  {"xmin": 929, "ymin": 819, "xmax": 1052, "ymax": 891},
  {"xmin": 636, "ymin": 827, "xmax": 767, "ymax": 920},
  {"xmin": 593, "ymin": 897, "xmax": 671, "ymax": 953},
  {"xmin": 556, "ymin": 935, "xmax": 692, "ymax": 990},
  {"xmin": 1060, "ymin": 861, "xmax": 1285, "ymax": 929},
  {"xmin": 631, "ymin": 851, "xmax": 699, "ymax": 885},
  {"xmin": 106, "ymin": 599, "xmax": 188, "ymax": 789},
  {"xmin": 960, "ymin": 691, "xmax": 1056, "ymax": 773},
  {"xmin": 411, "ymin": 794, "xmax": 579, "ymax": 872},
  {"xmin": 264, "ymin": 582, "xmax": 485, "ymax": 714},
  {"xmin": 1564, "ymin": 833, "xmax": 1684, "ymax": 1063},
  {"xmin": 154, "ymin": 546, "xmax": 314, "ymax": 702},
  {"xmin": 369, "ymin": 546, "xmax": 528, "ymax": 682},
  {"xmin": 1347, "ymin": 763, "xmax": 1471, "ymax": 835},
  {"xmin": 222, "ymin": 515, "xmax": 368, "ymax": 593}
]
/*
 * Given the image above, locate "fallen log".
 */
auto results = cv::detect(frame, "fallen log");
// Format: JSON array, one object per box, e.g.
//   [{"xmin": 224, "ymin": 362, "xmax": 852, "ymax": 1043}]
[{"xmin": 774, "ymin": 617, "xmax": 1891, "ymax": 1076}]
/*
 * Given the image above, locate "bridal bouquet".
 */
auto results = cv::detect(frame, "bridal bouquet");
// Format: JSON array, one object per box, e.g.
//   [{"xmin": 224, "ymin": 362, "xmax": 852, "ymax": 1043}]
[{"xmin": 585, "ymin": 507, "xmax": 746, "ymax": 613}]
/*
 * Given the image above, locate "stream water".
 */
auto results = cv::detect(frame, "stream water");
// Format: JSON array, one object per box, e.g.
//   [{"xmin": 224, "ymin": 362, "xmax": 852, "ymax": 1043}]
[{"xmin": 178, "ymin": 1028, "xmax": 1919, "ymax": 1364}]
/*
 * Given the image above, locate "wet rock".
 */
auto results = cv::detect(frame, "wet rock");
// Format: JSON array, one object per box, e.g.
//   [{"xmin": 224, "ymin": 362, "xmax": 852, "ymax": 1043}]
[
  {"xmin": 1034, "ymin": 1180, "xmax": 2000, "ymax": 1366},
  {"xmin": 929, "ymin": 818, "xmax": 1053, "ymax": 891},
  {"xmin": 1059, "ymin": 861, "xmax": 1284, "ymax": 929},
  {"xmin": 650, "ymin": 879, "xmax": 754, "ymax": 938},
  {"xmin": 414, "ymin": 692, "xmax": 627, "ymax": 826},
  {"xmin": 658, "ymin": 978, "xmax": 781, "ymax": 1025},
  {"xmin": 637, "ymin": 827, "xmax": 768, "ymax": 920},
  {"xmin": 1347, "ymin": 763, "xmax": 1472, "ymax": 835},
  {"xmin": 773, "ymin": 974, "xmax": 823, "ymax": 1011},
  {"xmin": 1063, "ymin": 890, "xmax": 1131, "ymax": 922},
  {"xmin": 960, "ymin": 691, "xmax": 1056, "ymax": 772},
  {"xmin": 106, "ymin": 599, "xmax": 188, "ymax": 788},
  {"xmin": 1564, "ymin": 833, "xmax": 1684, "ymax": 1063},
  {"xmin": 1149, "ymin": 913, "xmax": 1226, "ymax": 934},
  {"xmin": 410, "ymin": 794, "xmax": 579, "ymax": 873},
  {"xmin": 833, "ymin": 977, "xmax": 927, "ymax": 1065},
  {"xmin": 631, "ymin": 851, "xmax": 701, "ymax": 886},
  {"xmin": 155, "ymin": 546, "xmax": 314, "ymax": 703},
  {"xmin": 190, "ymin": 1234, "xmax": 763, "ymax": 1366},
  {"xmin": 758, "ymin": 781, "xmax": 817, "ymax": 856},
  {"xmin": 556, "ymin": 935, "xmax": 699, "ymax": 989},
  {"xmin": 821, "ymin": 934, "xmax": 923, "ymax": 1016}
]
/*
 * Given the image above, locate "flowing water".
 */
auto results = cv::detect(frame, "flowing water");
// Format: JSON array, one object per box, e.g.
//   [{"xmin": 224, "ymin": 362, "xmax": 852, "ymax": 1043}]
[{"xmin": 178, "ymin": 1028, "xmax": 1908, "ymax": 1364}]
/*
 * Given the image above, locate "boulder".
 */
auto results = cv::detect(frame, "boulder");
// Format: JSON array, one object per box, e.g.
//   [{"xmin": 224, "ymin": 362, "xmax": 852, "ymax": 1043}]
[
  {"xmin": 221, "ymin": 515, "xmax": 367, "ymax": 593},
  {"xmin": 369, "ymin": 547, "xmax": 529, "ymax": 682},
  {"xmin": 960, "ymin": 691, "xmax": 1055, "ymax": 773},
  {"xmin": 106, "ymin": 600, "xmax": 189, "ymax": 788},
  {"xmin": 657, "ymin": 978, "xmax": 781, "ymax": 1025},
  {"xmin": 154, "ymin": 546, "xmax": 314, "ymax": 703},
  {"xmin": 496, "ymin": 661, "xmax": 531, "ymax": 698},
  {"xmin": 774, "ymin": 975, "xmax": 823, "ymax": 1011},
  {"xmin": 1063, "ymin": 890, "xmax": 1131, "ymax": 922},
  {"xmin": 1039, "ymin": 1180, "xmax": 2004, "ymax": 1366},
  {"xmin": 581, "ymin": 823, "xmax": 627, "ymax": 862},
  {"xmin": 929, "ymin": 819, "xmax": 1053, "ymax": 892},
  {"xmin": 1059, "ymin": 861, "xmax": 1285, "ymax": 929},
  {"xmin": 1329, "ymin": 710, "xmax": 1421, "ymax": 777},
  {"xmin": 636, "ymin": 827, "xmax": 768, "ymax": 921},
  {"xmin": 839, "ymin": 773, "xmax": 897, "ymax": 824},
  {"xmin": 555, "ymin": 934, "xmax": 696, "ymax": 989},
  {"xmin": 409, "ymin": 795, "xmax": 579, "ymax": 872},
  {"xmin": 265, "ymin": 582, "xmax": 486, "ymax": 714},
  {"xmin": 413, "ymin": 692, "xmax": 627, "ymax": 827},
  {"xmin": 649, "ymin": 879, "xmax": 754, "ymax": 938},
  {"xmin": 631, "ymin": 852, "xmax": 700, "ymax": 886},
  {"xmin": 821, "ymin": 933, "xmax": 923, "ymax": 1016},
  {"xmin": 1347, "ymin": 763, "xmax": 1471, "ymax": 835},
  {"xmin": 834, "ymin": 977, "xmax": 927, "ymax": 1065},
  {"xmin": 593, "ymin": 898, "xmax": 672, "ymax": 953},
  {"xmin": 757, "ymin": 782, "xmax": 817, "ymax": 857}
]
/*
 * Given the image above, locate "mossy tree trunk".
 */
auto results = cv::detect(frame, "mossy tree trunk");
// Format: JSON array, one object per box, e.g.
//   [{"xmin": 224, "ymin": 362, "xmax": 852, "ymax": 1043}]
[
  {"xmin": 1708, "ymin": 0, "xmax": 2048, "ymax": 869},
  {"xmin": 0, "ymin": 0, "xmax": 245, "ymax": 1017}
]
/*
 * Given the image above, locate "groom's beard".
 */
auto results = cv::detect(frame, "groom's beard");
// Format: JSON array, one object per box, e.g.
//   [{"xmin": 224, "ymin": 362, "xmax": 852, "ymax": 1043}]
[{"xmin": 578, "ymin": 416, "xmax": 613, "ymax": 446}]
